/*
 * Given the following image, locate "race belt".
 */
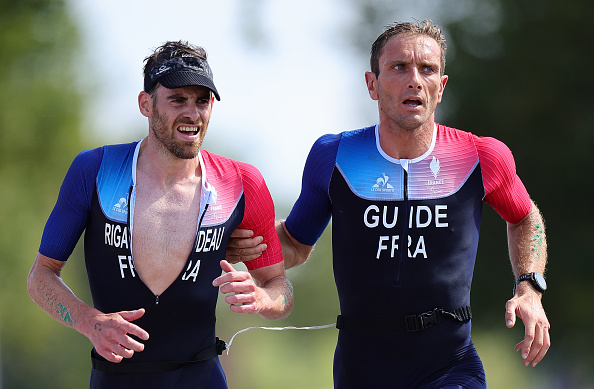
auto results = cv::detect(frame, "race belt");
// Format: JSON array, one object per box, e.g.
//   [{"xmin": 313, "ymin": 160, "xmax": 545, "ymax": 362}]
[
  {"xmin": 91, "ymin": 337, "xmax": 227, "ymax": 374},
  {"xmin": 336, "ymin": 306, "xmax": 472, "ymax": 333}
]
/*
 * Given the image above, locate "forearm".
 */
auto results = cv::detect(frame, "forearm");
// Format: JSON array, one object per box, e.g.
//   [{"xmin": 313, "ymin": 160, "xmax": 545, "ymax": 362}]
[
  {"xmin": 276, "ymin": 221, "xmax": 312, "ymax": 270},
  {"xmin": 256, "ymin": 275, "xmax": 294, "ymax": 320},
  {"xmin": 504, "ymin": 203, "xmax": 551, "ymax": 366},
  {"xmin": 27, "ymin": 254, "xmax": 97, "ymax": 337},
  {"xmin": 507, "ymin": 201, "xmax": 547, "ymax": 278}
]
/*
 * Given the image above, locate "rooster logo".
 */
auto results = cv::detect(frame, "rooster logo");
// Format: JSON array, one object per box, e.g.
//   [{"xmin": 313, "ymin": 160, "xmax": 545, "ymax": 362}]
[
  {"xmin": 372, "ymin": 173, "xmax": 394, "ymax": 190},
  {"xmin": 112, "ymin": 197, "xmax": 128, "ymax": 214}
]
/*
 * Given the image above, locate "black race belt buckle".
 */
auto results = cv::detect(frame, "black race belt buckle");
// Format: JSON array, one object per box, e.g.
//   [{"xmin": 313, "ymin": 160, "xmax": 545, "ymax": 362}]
[
  {"xmin": 405, "ymin": 309, "xmax": 440, "ymax": 332},
  {"xmin": 215, "ymin": 337, "xmax": 227, "ymax": 355}
]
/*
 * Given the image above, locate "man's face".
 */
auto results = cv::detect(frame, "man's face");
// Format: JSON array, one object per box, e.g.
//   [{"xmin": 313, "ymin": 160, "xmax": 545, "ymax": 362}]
[
  {"xmin": 147, "ymin": 84, "xmax": 214, "ymax": 159},
  {"xmin": 366, "ymin": 34, "xmax": 448, "ymax": 131}
]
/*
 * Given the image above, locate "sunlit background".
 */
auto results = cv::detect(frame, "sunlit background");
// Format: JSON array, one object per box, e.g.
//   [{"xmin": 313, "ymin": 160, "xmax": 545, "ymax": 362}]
[{"xmin": 1, "ymin": 0, "xmax": 592, "ymax": 388}]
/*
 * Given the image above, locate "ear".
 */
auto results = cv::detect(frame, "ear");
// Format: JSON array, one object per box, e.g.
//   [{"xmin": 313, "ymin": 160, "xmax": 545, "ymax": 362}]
[
  {"xmin": 138, "ymin": 91, "xmax": 152, "ymax": 118},
  {"xmin": 365, "ymin": 71, "xmax": 379, "ymax": 101},
  {"xmin": 436, "ymin": 74, "xmax": 448, "ymax": 103}
]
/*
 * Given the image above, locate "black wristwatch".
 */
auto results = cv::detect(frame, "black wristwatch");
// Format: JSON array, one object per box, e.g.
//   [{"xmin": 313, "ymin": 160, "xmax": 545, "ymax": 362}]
[{"xmin": 513, "ymin": 272, "xmax": 547, "ymax": 295}]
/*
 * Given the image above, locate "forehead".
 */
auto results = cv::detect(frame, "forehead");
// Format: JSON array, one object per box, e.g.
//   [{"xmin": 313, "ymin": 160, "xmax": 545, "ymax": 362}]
[{"xmin": 380, "ymin": 34, "xmax": 441, "ymax": 64}]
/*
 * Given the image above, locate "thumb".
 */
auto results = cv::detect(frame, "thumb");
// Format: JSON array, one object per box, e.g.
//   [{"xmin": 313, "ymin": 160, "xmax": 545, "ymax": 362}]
[
  {"xmin": 505, "ymin": 299, "xmax": 517, "ymax": 328},
  {"xmin": 119, "ymin": 308, "xmax": 146, "ymax": 322},
  {"xmin": 220, "ymin": 260, "xmax": 236, "ymax": 273}
]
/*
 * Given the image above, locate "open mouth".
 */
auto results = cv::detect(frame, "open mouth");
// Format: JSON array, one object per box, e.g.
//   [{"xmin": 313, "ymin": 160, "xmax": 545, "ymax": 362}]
[
  {"xmin": 403, "ymin": 98, "xmax": 422, "ymax": 107},
  {"xmin": 178, "ymin": 126, "xmax": 200, "ymax": 136}
]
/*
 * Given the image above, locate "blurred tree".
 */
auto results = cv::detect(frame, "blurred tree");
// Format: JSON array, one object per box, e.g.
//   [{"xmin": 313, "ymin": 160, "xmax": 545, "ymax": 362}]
[
  {"xmin": 0, "ymin": 0, "xmax": 91, "ymax": 387},
  {"xmin": 343, "ymin": 0, "xmax": 594, "ymax": 385},
  {"xmin": 444, "ymin": 0, "xmax": 594, "ymax": 383}
]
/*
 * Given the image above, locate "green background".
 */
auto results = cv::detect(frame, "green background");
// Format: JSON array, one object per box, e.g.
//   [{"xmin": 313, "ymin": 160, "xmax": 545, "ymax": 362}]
[{"xmin": 1, "ymin": 0, "xmax": 592, "ymax": 387}]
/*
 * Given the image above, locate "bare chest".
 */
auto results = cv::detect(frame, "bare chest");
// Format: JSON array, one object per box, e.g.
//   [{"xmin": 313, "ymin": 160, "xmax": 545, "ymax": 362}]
[{"xmin": 132, "ymin": 182, "xmax": 201, "ymax": 295}]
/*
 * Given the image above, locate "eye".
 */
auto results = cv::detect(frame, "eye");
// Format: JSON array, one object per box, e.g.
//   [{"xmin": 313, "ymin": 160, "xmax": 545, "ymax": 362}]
[
  {"xmin": 169, "ymin": 96, "xmax": 186, "ymax": 104},
  {"xmin": 393, "ymin": 64, "xmax": 405, "ymax": 70},
  {"xmin": 422, "ymin": 65, "xmax": 437, "ymax": 74}
]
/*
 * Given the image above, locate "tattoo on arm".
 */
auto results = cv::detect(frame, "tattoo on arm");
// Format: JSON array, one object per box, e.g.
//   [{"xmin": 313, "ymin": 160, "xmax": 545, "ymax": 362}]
[
  {"xmin": 282, "ymin": 279, "xmax": 294, "ymax": 306},
  {"xmin": 531, "ymin": 223, "xmax": 544, "ymax": 259},
  {"xmin": 56, "ymin": 302, "xmax": 73, "ymax": 326},
  {"xmin": 44, "ymin": 291, "xmax": 73, "ymax": 327}
]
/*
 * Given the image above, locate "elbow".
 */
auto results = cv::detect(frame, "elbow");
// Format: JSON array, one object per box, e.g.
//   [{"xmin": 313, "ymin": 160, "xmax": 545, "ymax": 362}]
[
  {"xmin": 26, "ymin": 267, "xmax": 38, "ymax": 301},
  {"xmin": 260, "ymin": 300, "xmax": 293, "ymax": 321},
  {"xmin": 259, "ymin": 277, "xmax": 294, "ymax": 321}
]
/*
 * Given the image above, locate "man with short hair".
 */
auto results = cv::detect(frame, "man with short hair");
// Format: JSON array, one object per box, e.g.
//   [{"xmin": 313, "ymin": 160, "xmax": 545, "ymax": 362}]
[
  {"xmin": 27, "ymin": 40, "xmax": 293, "ymax": 389},
  {"xmin": 228, "ymin": 20, "xmax": 550, "ymax": 388}
]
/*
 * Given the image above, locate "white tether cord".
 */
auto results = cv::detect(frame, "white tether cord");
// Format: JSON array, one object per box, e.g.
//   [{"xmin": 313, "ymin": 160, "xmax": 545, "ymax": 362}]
[{"xmin": 225, "ymin": 323, "xmax": 336, "ymax": 355}]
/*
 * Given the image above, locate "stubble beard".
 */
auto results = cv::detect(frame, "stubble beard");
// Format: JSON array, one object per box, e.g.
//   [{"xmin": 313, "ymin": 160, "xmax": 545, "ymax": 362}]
[{"xmin": 150, "ymin": 109, "xmax": 207, "ymax": 160}]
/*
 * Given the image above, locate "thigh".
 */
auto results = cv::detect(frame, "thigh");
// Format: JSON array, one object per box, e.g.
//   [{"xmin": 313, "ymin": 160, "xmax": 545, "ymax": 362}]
[{"xmin": 422, "ymin": 344, "xmax": 486, "ymax": 389}]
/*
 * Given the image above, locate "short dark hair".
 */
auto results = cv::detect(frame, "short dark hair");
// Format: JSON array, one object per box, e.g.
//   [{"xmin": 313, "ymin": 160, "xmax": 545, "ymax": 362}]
[
  {"xmin": 143, "ymin": 41, "xmax": 208, "ymax": 95},
  {"xmin": 370, "ymin": 20, "xmax": 447, "ymax": 77}
]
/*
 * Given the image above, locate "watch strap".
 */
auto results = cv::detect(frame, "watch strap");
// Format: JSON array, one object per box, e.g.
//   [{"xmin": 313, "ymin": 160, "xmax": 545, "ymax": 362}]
[{"xmin": 513, "ymin": 272, "xmax": 545, "ymax": 295}]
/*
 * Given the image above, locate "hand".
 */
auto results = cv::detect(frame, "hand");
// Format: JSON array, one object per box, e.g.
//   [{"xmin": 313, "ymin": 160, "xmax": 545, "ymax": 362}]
[
  {"xmin": 88, "ymin": 308, "xmax": 150, "ymax": 363},
  {"xmin": 213, "ymin": 260, "xmax": 262, "ymax": 315},
  {"xmin": 225, "ymin": 228, "xmax": 267, "ymax": 264},
  {"xmin": 505, "ymin": 287, "xmax": 551, "ymax": 367}
]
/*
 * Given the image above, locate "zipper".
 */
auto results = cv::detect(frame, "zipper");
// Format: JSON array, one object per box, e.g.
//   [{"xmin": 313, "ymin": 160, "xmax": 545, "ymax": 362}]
[
  {"xmin": 396, "ymin": 168, "xmax": 409, "ymax": 284},
  {"xmin": 126, "ymin": 184, "xmax": 133, "ymax": 250},
  {"xmin": 192, "ymin": 203, "xmax": 209, "ymax": 251}
]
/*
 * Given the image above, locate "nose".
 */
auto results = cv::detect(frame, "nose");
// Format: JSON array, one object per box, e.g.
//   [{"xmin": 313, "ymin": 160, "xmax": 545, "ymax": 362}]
[
  {"xmin": 183, "ymin": 102, "xmax": 202, "ymax": 122},
  {"xmin": 407, "ymin": 68, "xmax": 422, "ymax": 90}
]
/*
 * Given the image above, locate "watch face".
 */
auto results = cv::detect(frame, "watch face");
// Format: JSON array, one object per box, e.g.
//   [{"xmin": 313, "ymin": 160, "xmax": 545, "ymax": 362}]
[{"xmin": 534, "ymin": 272, "xmax": 547, "ymax": 291}]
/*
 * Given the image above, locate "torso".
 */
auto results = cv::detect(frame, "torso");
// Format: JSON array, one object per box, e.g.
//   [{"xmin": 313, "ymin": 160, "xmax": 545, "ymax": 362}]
[
  {"xmin": 132, "ymin": 172, "xmax": 202, "ymax": 295},
  {"xmin": 41, "ymin": 140, "xmax": 282, "ymax": 388},
  {"xmin": 286, "ymin": 124, "xmax": 491, "ymax": 388},
  {"xmin": 329, "ymin": 124, "xmax": 484, "ymax": 317},
  {"xmin": 82, "ymin": 142, "xmax": 246, "ymax": 366}
]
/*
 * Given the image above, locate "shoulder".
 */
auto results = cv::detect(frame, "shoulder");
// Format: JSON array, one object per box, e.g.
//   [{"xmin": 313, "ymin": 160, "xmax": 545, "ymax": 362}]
[
  {"xmin": 437, "ymin": 124, "xmax": 514, "ymax": 165},
  {"xmin": 308, "ymin": 132, "xmax": 342, "ymax": 160},
  {"xmin": 436, "ymin": 123, "xmax": 477, "ymax": 144},
  {"xmin": 71, "ymin": 146, "xmax": 104, "ymax": 168},
  {"xmin": 472, "ymin": 134, "xmax": 513, "ymax": 157},
  {"xmin": 313, "ymin": 126, "xmax": 375, "ymax": 149},
  {"xmin": 471, "ymin": 134, "xmax": 517, "ymax": 178},
  {"xmin": 62, "ymin": 146, "xmax": 106, "ymax": 187},
  {"xmin": 201, "ymin": 150, "xmax": 267, "ymax": 189},
  {"xmin": 306, "ymin": 127, "xmax": 373, "ymax": 164},
  {"xmin": 74, "ymin": 142, "xmax": 139, "ymax": 170},
  {"xmin": 237, "ymin": 161, "xmax": 267, "ymax": 190}
]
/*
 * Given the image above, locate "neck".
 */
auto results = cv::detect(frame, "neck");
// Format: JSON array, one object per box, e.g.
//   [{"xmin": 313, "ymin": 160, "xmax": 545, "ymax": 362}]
[
  {"xmin": 138, "ymin": 137, "xmax": 202, "ymax": 187},
  {"xmin": 377, "ymin": 120, "xmax": 435, "ymax": 160}
]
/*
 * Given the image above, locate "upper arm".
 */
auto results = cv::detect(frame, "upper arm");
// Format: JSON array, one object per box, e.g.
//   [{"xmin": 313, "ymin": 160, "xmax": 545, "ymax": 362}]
[
  {"xmin": 236, "ymin": 162, "xmax": 283, "ymax": 271},
  {"xmin": 285, "ymin": 134, "xmax": 339, "ymax": 246},
  {"xmin": 475, "ymin": 135, "xmax": 532, "ymax": 223},
  {"xmin": 39, "ymin": 148, "xmax": 101, "ymax": 261}
]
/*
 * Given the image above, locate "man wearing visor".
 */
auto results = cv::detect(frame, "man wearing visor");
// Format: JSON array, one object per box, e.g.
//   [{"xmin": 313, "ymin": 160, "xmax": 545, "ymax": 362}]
[{"xmin": 27, "ymin": 41, "xmax": 293, "ymax": 389}]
